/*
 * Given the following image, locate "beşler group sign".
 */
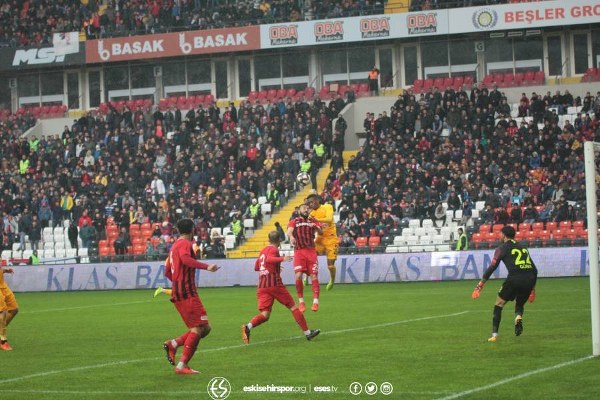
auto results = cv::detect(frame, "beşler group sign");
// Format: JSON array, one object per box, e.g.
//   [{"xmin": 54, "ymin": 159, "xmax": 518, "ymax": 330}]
[
  {"xmin": 449, "ymin": 0, "xmax": 600, "ymax": 33},
  {"xmin": 86, "ymin": 26, "xmax": 260, "ymax": 63}
]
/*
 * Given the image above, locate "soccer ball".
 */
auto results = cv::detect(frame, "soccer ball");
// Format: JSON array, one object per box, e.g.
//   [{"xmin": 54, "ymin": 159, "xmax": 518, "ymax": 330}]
[{"xmin": 297, "ymin": 172, "xmax": 310, "ymax": 186}]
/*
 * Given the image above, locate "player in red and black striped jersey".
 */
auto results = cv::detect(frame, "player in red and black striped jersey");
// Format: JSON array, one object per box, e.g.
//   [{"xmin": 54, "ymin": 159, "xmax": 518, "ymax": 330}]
[
  {"xmin": 472, "ymin": 226, "xmax": 538, "ymax": 342},
  {"xmin": 287, "ymin": 204, "xmax": 323, "ymax": 313},
  {"xmin": 241, "ymin": 231, "xmax": 320, "ymax": 344},
  {"xmin": 162, "ymin": 219, "xmax": 221, "ymax": 375}
]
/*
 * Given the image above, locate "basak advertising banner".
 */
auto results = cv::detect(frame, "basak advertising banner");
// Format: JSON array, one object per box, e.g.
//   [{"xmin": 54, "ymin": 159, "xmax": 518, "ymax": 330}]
[
  {"xmin": 4, "ymin": 247, "xmax": 592, "ymax": 292},
  {"xmin": 0, "ymin": 43, "xmax": 85, "ymax": 72},
  {"xmin": 86, "ymin": 26, "xmax": 260, "ymax": 63},
  {"xmin": 448, "ymin": 0, "xmax": 600, "ymax": 34},
  {"xmin": 259, "ymin": 10, "xmax": 449, "ymax": 49}
]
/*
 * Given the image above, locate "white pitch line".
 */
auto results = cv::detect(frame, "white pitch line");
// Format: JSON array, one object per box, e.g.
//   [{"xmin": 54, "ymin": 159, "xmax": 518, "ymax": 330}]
[
  {"xmin": 23, "ymin": 300, "xmax": 154, "ymax": 314},
  {"xmin": 437, "ymin": 355, "xmax": 595, "ymax": 400},
  {"xmin": 0, "ymin": 311, "xmax": 467, "ymax": 385}
]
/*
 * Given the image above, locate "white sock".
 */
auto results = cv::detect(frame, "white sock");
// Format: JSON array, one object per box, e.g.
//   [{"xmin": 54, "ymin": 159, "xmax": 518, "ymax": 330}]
[
  {"xmin": 246, "ymin": 323, "xmax": 253, "ymax": 330},
  {"xmin": 176, "ymin": 361, "xmax": 185, "ymax": 369},
  {"xmin": 170, "ymin": 339, "xmax": 177, "ymax": 348},
  {"xmin": 304, "ymin": 330, "xmax": 311, "ymax": 335},
  {"xmin": 492, "ymin": 333, "xmax": 498, "ymax": 337},
  {"xmin": 298, "ymin": 297, "xmax": 304, "ymax": 303},
  {"xmin": 313, "ymin": 299, "xmax": 319, "ymax": 304}
]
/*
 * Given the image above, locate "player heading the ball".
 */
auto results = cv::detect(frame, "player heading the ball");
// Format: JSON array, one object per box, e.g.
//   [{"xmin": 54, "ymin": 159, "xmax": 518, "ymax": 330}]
[{"xmin": 288, "ymin": 204, "xmax": 323, "ymax": 313}]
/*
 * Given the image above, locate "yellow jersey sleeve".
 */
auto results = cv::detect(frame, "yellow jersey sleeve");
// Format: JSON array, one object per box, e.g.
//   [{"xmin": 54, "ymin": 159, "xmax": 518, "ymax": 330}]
[
  {"xmin": 310, "ymin": 204, "xmax": 337, "ymax": 237},
  {"xmin": 0, "ymin": 269, "xmax": 7, "ymax": 289}
]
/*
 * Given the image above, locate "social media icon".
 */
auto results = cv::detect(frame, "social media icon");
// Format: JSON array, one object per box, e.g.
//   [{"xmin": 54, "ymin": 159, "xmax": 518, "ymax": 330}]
[
  {"xmin": 349, "ymin": 382, "xmax": 362, "ymax": 395},
  {"xmin": 207, "ymin": 377, "xmax": 231, "ymax": 400},
  {"xmin": 365, "ymin": 382, "xmax": 378, "ymax": 396},
  {"xmin": 380, "ymin": 382, "xmax": 394, "ymax": 396}
]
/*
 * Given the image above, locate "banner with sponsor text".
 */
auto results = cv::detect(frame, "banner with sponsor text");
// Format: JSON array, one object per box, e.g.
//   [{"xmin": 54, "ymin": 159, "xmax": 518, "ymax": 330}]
[
  {"xmin": 5, "ymin": 247, "xmax": 592, "ymax": 292},
  {"xmin": 448, "ymin": 0, "xmax": 600, "ymax": 34},
  {"xmin": 85, "ymin": 26, "xmax": 260, "ymax": 63},
  {"xmin": 259, "ymin": 11, "xmax": 448, "ymax": 49}
]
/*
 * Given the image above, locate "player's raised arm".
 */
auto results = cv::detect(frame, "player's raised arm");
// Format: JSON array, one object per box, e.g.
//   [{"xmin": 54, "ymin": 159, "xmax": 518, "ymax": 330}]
[{"xmin": 287, "ymin": 220, "xmax": 296, "ymax": 246}]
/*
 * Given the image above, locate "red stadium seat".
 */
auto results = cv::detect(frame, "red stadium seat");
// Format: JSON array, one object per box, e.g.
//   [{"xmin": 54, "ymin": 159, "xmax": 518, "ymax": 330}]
[
  {"xmin": 358, "ymin": 83, "xmax": 370, "ymax": 93},
  {"xmin": 413, "ymin": 79, "xmax": 423, "ymax": 91},
  {"xmin": 482, "ymin": 75, "xmax": 494, "ymax": 86},
  {"xmin": 559, "ymin": 221, "xmax": 572, "ymax": 230},
  {"xmin": 534, "ymin": 71, "xmax": 545, "ymax": 84},
  {"xmin": 532, "ymin": 222, "xmax": 544, "ymax": 232},
  {"xmin": 503, "ymin": 74, "xmax": 515, "ymax": 87},
  {"xmin": 463, "ymin": 75, "xmax": 473, "ymax": 88},
  {"xmin": 433, "ymin": 77, "xmax": 445, "ymax": 88},
  {"xmin": 275, "ymin": 88, "xmax": 286, "ymax": 98},
  {"xmin": 514, "ymin": 72, "xmax": 524, "ymax": 85},
  {"xmin": 368, "ymin": 236, "xmax": 381, "ymax": 250},
  {"xmin": 356, "ymin": 237, "xmax": 368, "ymax": 248},
  {"xmin": 423, "ymin": 79, "xmax": 434, "ymax": 90},
  {"xmin": 523, "ymin": 71, "xmax": 535, "ymax": 85},
  {"xmin": 479, "ymin": 224, "xmax": 491, "ymax": 234},
  {"xmin": 453, "ymin": 76, "xmax": 464, "ymax": 87},
  {"xmin": 443, "ymin": 77, "xmax": 453, "ymax": 88},
  {"xmin": 286, "ymin": 88, "xmax": 297, "ymax": 98},
  {"xmin": 518, "ymin": 223, "xmax": 531, "ymax": 232},
  {"xmin": 545, "ymin": 222, "xmax": 557, "ymax": 232}
]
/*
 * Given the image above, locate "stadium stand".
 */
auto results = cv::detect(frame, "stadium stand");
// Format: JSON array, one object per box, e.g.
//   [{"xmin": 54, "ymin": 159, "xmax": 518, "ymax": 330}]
[
  {"xmin": 0, "ymin": 91, "xmax": 341, "ymax": 263},
  {"xmin": 328, "ymin": 87, "xmax": 599, "ymax": 253},
  {"xmin": 0, "ymin": 0, "xmax": 386, "ymax": 45}
]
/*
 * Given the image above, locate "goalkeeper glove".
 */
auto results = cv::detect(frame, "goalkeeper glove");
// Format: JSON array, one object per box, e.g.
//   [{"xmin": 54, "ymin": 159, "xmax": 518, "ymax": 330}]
[
  {"xmin": 528, "ymin": 288, "xmax": 536, "ymax": 303},
  {"xmin": 471, "ymin": 281, "xmax": 485, "ymax": 299}
]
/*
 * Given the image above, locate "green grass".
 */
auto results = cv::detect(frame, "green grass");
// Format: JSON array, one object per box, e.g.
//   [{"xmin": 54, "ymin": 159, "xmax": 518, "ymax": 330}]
[{"xmin": 1, "ymin": 278, "xmax": 599, "ymax": 399}]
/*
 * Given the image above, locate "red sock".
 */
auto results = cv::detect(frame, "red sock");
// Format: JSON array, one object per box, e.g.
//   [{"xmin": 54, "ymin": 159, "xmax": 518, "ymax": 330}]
[
  {"xmin": 292, "ymin": 308, "xmax": 308, "ymax": 331},
  {"xmin": 312, "ymin": 278, "xmax": 320, "ymax": 299},
  {"xmin": 250, "ymin": 314, "xmax": 267, "ymax": 329},
  {"xmin": 180, "ymin": 332, "xmax": 201, "ymax": 364},
  {"xmin": 174, "ymin": 332, "xmax": 190, "ymax": 347},
  {"xmin": 295, "ymin": 279, "xmax": 304, "ymax": 299}
]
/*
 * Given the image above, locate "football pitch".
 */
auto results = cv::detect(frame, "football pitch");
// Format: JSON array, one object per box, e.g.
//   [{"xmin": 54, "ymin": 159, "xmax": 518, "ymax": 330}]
[{"xmin": 1, "ymin": 278, "xmax": 599, "ymax": 399}]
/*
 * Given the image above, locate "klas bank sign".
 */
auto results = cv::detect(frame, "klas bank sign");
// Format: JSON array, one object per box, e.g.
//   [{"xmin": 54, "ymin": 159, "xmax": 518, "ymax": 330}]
[{"xmin": 86, "ymin": 26, "xmax": 260, "ymax": 63}]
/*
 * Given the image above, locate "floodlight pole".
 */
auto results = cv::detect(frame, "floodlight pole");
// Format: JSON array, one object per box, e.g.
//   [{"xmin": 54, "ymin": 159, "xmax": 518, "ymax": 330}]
[{"xmin": 584, "ymin": 141, "xmax": 600, "ymax": 356}]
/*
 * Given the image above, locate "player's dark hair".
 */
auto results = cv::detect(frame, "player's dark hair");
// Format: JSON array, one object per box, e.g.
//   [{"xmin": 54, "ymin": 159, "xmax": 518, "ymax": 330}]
[
  {"xmin": 307, "ymin": 193, "xmax": 322, "ymax": 203},
  {"xmin": 501, "ymin": 226, "xmax": 516, "ymax": 239},
  {"xmin": 177, "ymin": 218, "xmax": 195, "ymax": 235},
  {"xmin": 268, "ymin": 231, "xmax": 280, "ymax": 244}
]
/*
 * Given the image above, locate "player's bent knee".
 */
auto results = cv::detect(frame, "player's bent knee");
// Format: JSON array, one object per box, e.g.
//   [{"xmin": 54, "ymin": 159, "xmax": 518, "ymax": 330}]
[{"xmin": 200, "ymin": 324, "xmax": 212, "ymax": 338}]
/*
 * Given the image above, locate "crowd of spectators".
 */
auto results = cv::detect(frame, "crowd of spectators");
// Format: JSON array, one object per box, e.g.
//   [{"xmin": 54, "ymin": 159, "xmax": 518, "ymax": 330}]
[
  {"xmin": 409, "ymin": 0, "xmax": 543, "ymax": 12},
  {"xmin": 323, "ymin": 86, "xmax": 600, "ymax": 242},
  {"xmin": 0, "ymin": 0, "xmax": 386, "ymax": 47},
  {"xmin": 0, "ymin": 91, "xmax": 346, "ymax": 259}
]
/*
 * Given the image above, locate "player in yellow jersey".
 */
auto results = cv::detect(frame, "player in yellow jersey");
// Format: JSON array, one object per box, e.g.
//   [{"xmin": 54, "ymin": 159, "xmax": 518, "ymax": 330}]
[
  {"xmin": 0, "ymin": 266, "xmax": 19, "ymax": 350},
  {"xmin": 306, "ymin": 194, "xmax": 338, "ymax": 290}
]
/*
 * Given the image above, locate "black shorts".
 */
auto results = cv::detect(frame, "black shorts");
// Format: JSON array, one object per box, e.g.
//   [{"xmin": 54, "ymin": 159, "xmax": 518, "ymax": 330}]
[{"xmin": 498, "ymin": 275, "xmax": 536, "ymax": 304}]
